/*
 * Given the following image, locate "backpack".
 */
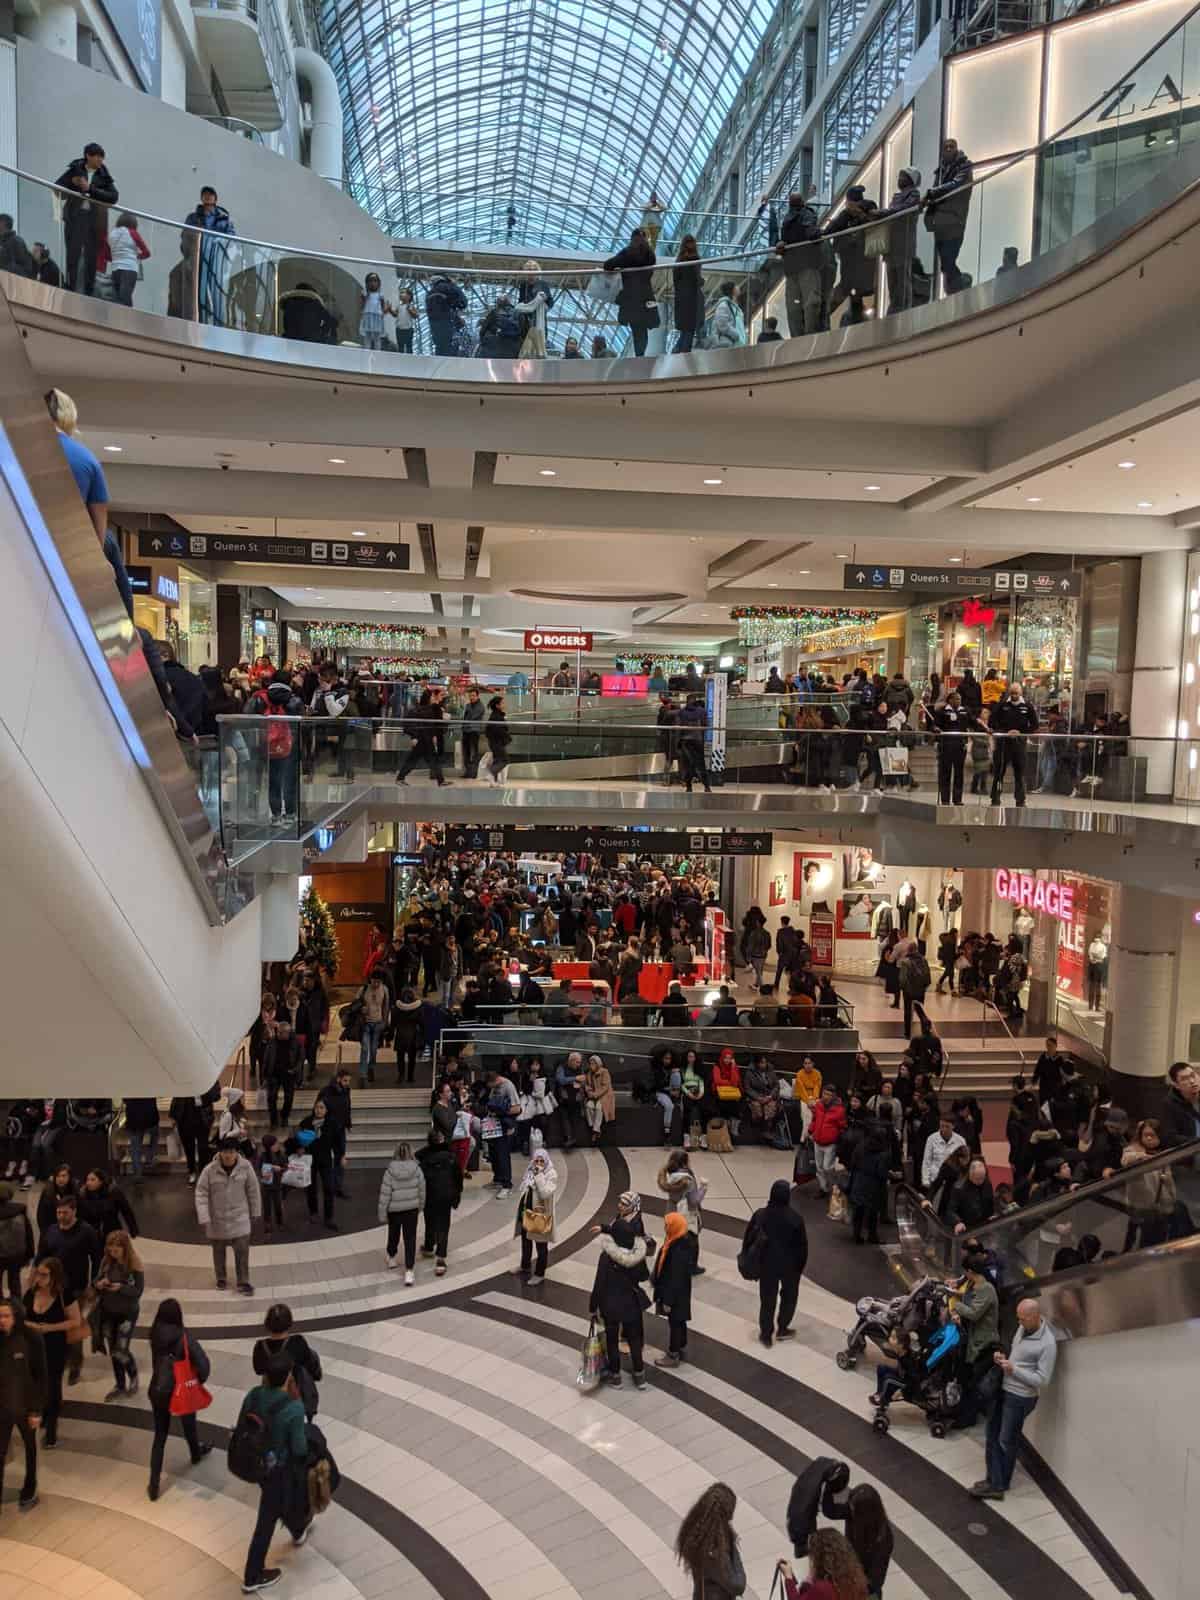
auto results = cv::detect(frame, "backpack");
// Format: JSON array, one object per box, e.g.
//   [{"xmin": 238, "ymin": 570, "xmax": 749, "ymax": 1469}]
[
  {"xmin": 264, "ymin": 704, "xmax": 293, "ymax": 759},
  {"xmin": 899, "ymin": 952, "xmax": 931, "ymax": 994},
  {"xmin": 0, "ymin": 1211, "xmax": 25, "ymax": 1260},
  {"xmin": 496, "ymin": 308, "xmax": 523, "ymax": 343},
  {"xmin": 426, "ymin": 280, "xmax": 451, "ymax": 319},
  {"xmin": 737, "ymin": 1215, "xmax": 768, "ymax": 1281},
  {"xmin": 228, "ymin": 1393, "xmax": 288, "ymax": 1483}
]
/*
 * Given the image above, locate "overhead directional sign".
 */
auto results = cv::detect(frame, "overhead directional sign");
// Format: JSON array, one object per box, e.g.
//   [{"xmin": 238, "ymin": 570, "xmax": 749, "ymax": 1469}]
[
  {"xmin": 442, "ymin": 826, "xmax": 772, "ymax": 856},
  {"xmin": 137, "ymin": 532, "xmax": 410, "ymax": 571},
  {"xmin": 843, "ymin": 563, "xmax": 1081, "ymax": 597}
]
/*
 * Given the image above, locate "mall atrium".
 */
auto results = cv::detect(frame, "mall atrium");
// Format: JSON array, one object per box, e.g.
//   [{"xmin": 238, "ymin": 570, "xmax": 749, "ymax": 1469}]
[{"xmin": 1, "ymin": 0, "xmax": 1199, "ymax": 1596}]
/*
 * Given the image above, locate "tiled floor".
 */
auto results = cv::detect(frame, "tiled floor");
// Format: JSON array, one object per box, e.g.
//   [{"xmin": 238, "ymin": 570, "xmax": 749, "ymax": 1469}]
[{"xmin": 3, "ymin": 1150, "xmax": 1125, "ymax": 1600}]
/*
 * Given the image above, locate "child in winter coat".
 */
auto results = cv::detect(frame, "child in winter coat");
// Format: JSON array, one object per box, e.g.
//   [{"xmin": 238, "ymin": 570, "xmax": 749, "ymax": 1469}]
[
  {"xmin": 650, "ymin": 1211, "xmax": 699, "ymax": 1367},
  {"xmin": 255, "ymin": 1134, "xmax": 288, "ymax": 1235}
]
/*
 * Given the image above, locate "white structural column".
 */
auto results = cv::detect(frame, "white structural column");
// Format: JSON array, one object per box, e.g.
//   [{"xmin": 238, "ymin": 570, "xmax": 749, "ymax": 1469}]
[
  {"xmin": 294, "ymin": 47, "xmax": 344, "ymax": 186},
  {"xmin": 25, "ymin": 0, "xmax": 78, "ymax": 57},
  {"xmin": 1131, "ymin": 549, "xmax": 1187, "ymax": 797},
  {"xmin": 1108, "ymin": 884, "xmax": 1179, "ymax": 1112}
]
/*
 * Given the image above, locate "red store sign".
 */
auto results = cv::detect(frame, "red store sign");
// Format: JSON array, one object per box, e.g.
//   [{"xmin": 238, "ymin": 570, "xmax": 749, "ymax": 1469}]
[
  {"xmin": 994, "ymin": 868, "xmax": 1075, "ymax": 922},
  {"xmin": 524, "ymin": 630, "xmax": 593, "ymax": 651}
]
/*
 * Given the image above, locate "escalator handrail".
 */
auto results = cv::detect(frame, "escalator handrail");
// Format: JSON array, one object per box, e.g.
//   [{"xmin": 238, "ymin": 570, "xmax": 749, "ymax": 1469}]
[{"xmin": 895, "ymin": 1135, "xmax": 1200, "ymax": 1253}]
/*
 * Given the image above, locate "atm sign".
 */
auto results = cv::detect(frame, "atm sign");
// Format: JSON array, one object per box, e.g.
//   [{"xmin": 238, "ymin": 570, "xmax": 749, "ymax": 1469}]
[{"xmin": 524, "ymin": 630, "xmax": 593, "ymax": 651}]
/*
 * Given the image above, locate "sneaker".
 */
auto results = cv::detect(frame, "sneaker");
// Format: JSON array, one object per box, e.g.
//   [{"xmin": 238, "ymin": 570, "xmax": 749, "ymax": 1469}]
[
  {"xmin": 293, "ymin": 1519, "xmax": 315, "ymax": 1547},
  {"xmin": 435, "ymin": 1262, "xmax": 447, "ymax": 1276},
  {"xmin": 18, "ymin": 1489, "xmax": 38, "ymax": 1511},
  {"xmin": 192, "ymin": 1444, "xmax": 213, "ymax": 1463},
  {"xmin": 324, "ymin": 1221, "xmax": 339, "ymax": 1231},
  {"xmin": 421, "ymin": 1247, "xmax": 436, "ymax": 1257},
  {"xmin": 386, "ymin": 1254, "xmax": 399, "ymax": 1269},
  {"xmin": 970, "ymin": 1481, "xmax": 1004, "ymax": 1500},
  {"xmin": 128, "ymin": 1371, "xmax": 140, "ymax": 1395},
  {"xmin": 237, "ymin": 1282, "xmax": 255, "ymax": 1296},
  {"xmin": 775, "ymin": 1329, "xmax": 796, "ymax": 1341},
  {"xmin": 759, "ymin": 1333, "xmax": 773, "ymax": 1348},
  {"xmin": 104, "ymin": 1385, "xmax": 127, "ymax": 1402},
  {"xmin": 242, "ymin": 1571, "xmax": 283, "ymax": 1593},
  {"xmin": 654, "ymin": 1353, "xmax": 681, "ymax": 1368},
  {"xmin": 526, "ymin": 1274, "xmax": 544, "ymax": 1287},
  {"xmin": 394, "ymin": 776, "xmax": 409, "ymax": 786},
  {"xmin": 215, "ymin": 1278, "xmax": 228, "ymax": 1291},
  {"xmin": 602, "ymin": 1372, "xmax": 622, "ymax": 1388},
  {"xmin": 632, "ymin": 1372, "xmax": 649, "ymax": 1390},
  {"xmin": 188, "ymin": 1174, "xmax": 197, "ymax": 1185},
  {"xmin": 21, "ymin": 1175, "xmax": 34, "ymax": 1190},
  {"xmin": 404, "ymin": 1269, "xmax": 414, "ymax": 1286},
  {"xmin": 3, "ymin": 1160, "xmax": 14, "ymax": 1179},
  {"xmin": 495, "ymin": 1188, "xmax": 511, "ymax": 1199}
]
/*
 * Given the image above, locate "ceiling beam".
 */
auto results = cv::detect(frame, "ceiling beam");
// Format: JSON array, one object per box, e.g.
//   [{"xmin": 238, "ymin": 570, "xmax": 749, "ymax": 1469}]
[
  {"xmin": 199, "ymin": 562, "xmax": 492, "ymax": 595},
  {"xmin": 106, "ymin": 465, "xmax": 1177, "ymax": 551}
]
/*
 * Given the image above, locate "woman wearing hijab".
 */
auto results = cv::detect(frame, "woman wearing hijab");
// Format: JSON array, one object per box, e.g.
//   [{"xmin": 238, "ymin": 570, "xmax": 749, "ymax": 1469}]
[
  {"xmin": 743, "ymin": 1179, "xmax": 809, "ymax": 1348},
  {"xmin": 650, "ymin": 1211, "xmax": 698, "ymax": 1367},
  {"xmin": 513, "ymin": 1148, "xmax": 558, "ymax": 1285},
  {"xmin": 589, "ymin": 1217, "xmax": 651, "ymax": 1389}
]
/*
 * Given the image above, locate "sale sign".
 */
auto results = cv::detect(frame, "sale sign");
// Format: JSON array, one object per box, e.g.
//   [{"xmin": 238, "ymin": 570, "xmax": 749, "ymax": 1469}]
[{"xmin": 810, "ymin": 916, "xmax": 835, "ymax": 970}]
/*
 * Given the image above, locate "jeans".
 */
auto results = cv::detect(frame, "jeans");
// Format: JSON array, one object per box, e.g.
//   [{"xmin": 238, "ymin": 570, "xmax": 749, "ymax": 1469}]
[
  {"xmin": 674, "ymin": 329, "xmax": 696, "ymax": 354},
  {"xmin": 268, "ymin": 754, "xmax": 297, "ymax": 817},
  {"xmin": 679, "ymin": 741, "xmax": 710, "ymax": 790},
  {"xmin": 985, "ymin": 1390, "xmax": 1037, "ymax": 1489},
  {"xmin": 359, "ymin": 1020, "xmax": 384, "ymax": 1078},
  {"xmin": 267, "ymin": 1077, "xmax": 295, "ymax": 1127},
  {"xmin": 307, "ymin": 1163, "xmax": 335, "ymax": 1222},
  {"xmin": 902, "ymin": 992, "xmax": 927, "ymax": 1036},
  {"xmin": 759, "ymin": 1268, "xmax": 801, "ymax": 1339},
  {"xmin": 386, "ymin": 1208, "xmax": 418, "ymax": 1266},
  {"xmin": 604, "ymin": 1317, "xmax": 644, "ymax": 1375},
  {"xmin": 488, "ymin": 1133, "xmax": 513, "ymax": 1188},
  {"xmin": 244, "ymin": 1462, "xmax": 309, "ymax": 1585},
  {"xmin": 749, "ymin": 957, "xmax": 766, "ymax": 988},
  {"xmin": 149, "ymin": 1402, "xmax": 202, "ymax": 1490},
  {"xmin": 429, "ymin": 320, "xmax": 455, "ymax": 356},
  {"xmin": 99, "ymin": 1311, "xmax": 137, "ymax": 1388},
  {"xmin": 655, "ymin": 1091, "xmax": 676, "ymax": 1136},
  {"xmin": 813, "ymin": 1141, "xmax": 839, "ymax": 1194},
  {"xmin": 936, "ymin": 234, "xmax": 966, "ymax": 294},
  {"xmin": 785, "ymin": 267, "xmax": 823, "ymax": 336},
  {"xmin": 111, "ymin": 268, "xmax": 137, "ymax": 306},
  {"xmin": 520, "ymin": 1235, "xmax": 549, "ymax": 1276},
  {"xmin": 128, "ymin": 1127, "xmax": 156, "ymax": 1179},
  {"xmin": 179, "ymin": 1121, "xmax": 209, "ymax": 1175},
  {"xmin": 211, "ymin": 1235, "xmax": 250, "ymax": 1285},
  {"xmin": 397, "ymin": 329, "xmax": 414, "ymax": 353},
  {"xmin": 262, "ymin": 1182, "xmax": 284, "ymax": 1226},
  {"xmin": 394, "ymin": 1028, "xmax": 419, "ymax": 1083},
  {"xmin": 362, "ymin": 332, "xmax": 383, "ymax": 350},
  {"xmin": 64, "ymin": 214, "xmax": 99, "ymax": 295},
  {"xmin": 0, "ymin": 1415, "xmax": 37, "ymax": 1500}
]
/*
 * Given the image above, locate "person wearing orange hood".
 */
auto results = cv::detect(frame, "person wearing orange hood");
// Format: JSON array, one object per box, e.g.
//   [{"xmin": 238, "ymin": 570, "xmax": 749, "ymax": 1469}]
[
  {"xmin": 650, "ymin": 1211, "xmax": 698, "ymax": 1367},
  {"xmin": 711, "ymin": 1048, "xmax": 743, "ymax": 1142}
]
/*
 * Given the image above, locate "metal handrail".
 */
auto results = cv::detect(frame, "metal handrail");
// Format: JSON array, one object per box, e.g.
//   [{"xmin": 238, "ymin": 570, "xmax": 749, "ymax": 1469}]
[{"xmin": 976, "ymin": 993, "xmax": 1029, "ymax": 1068}]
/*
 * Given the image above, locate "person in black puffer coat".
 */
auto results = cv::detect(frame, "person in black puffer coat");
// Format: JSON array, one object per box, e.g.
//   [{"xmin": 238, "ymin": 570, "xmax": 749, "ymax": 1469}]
[
  {"xmin": 589, "ymin": 1219, "xmax": 650, "ymax": 1389},
  {"xmin": 417, "ymin": 1128, "xmax": 463, "ymax": 1273},
  {"xmin": 744, "ymin": 1179, "xmax": 809, "ymax": 1347},
  {"xmin": 147, "ymin": 1297, "xmax": 212, "ymax": 1500}
]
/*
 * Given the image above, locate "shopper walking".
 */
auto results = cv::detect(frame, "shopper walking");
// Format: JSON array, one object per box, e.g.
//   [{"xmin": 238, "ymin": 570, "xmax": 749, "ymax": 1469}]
[
  {"xmin": 603, "ymin": 228, "xmax": 659, "ymax": 358},
  {"xmin": 146, "ymin": 1297, "xmax": 213, "ymax": 1500},
  {"xmin": 675, "ymin": 1483, "xmax": 746, "ymax": 1598},
  {"xmin": 677, "ymin": 694, "xmax": 712, "ymax": 792},
  {"xmin": 237, "ymin": 1354, "xmax": 312, "ymax": 1593},
  {"xmin": 21, "ymin": 1258, "xmax": 79, "ymax": 1450},
  {"xmin": 589, "ymin": 1217, "xmax": 651, "ymax": 1389},
  {"xmin": 672, "ymin": 236, "xmax": 705, "ymax": 354},
  {"xmin": 460, "ymin": 686, "xmax": 486, "ymax": 777},
  {"xmin": 651, "ymin": 1211, "xmax": 698, "ymax": 1366},
  {"xmin": 808, "ymin": 1086, "xmax": 847, "ymax": 1197},
  {"xmin": 378, "ymin": 1141, "xmax": 425, "ymax": 1282},
  {"xmin": 394, "ymin": 687, "xmax": 451, "ymax": 786},
  {"xmin": 122, "ymin": 1097, "xmax": 160, "ymax": 1187},
  {"xmin": 0, "ymin": 1181, "xmax": 33, "ymax": 1300},
  {"xmin": 744, "ymin": 1179, "xmax": 808, "ymax": 1347},
  {"xmin": 0, "ymin": 1298, "xmax": 46, "ymax": 1512},
  {"xmin": 295, "ymin": 1102, "xmax": 341, "ymax": 1230},
  {"xmin": 195, "ymin": 1139, "xmax": 261, "ymax": 1294},
  {"xmin": 35, "ymin": 1196, "xmax": 100, "ymax": 1387},
  {"xmin": 512, "ymin": 1147, "xmax": 558, "ymax": 1285},
  {"xmin": 358, "ymin": 971, "xmax": 390, "ymax": 1085},
  {"xmin": 94, "ymin": 1230, "xmax": 143, "ymax": 1399},
  {"xmin": 418, "ymin": 1127, "xmax": 463, "ymax": 1275},
  {"xmin": 485, "ymin": 694, "xmax": 511, "ymax": 783},
  {"xmin": 252, "ymin": 1303, "xmax": 322, "ymax": 1420},
  {"xmin": 971, "ymin": 1299, "xmax": 1058, "ymax": 1500}
]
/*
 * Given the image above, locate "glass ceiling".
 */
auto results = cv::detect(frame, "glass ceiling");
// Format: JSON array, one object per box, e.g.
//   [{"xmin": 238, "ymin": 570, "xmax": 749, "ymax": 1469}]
[{"xmin": 318, "ymin": 0, "xmax": 780, "ymax": 254}]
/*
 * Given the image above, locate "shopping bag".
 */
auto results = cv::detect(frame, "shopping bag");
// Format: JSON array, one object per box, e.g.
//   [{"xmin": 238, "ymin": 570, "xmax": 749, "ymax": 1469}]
[
  {"xmin": 793, "ymin": 1140, "xmax": 816, "ymax": 1183},
  {"xmin": 282, "ymin": 1153, "xmax": 312, "ymax": 1189},
  {"xmin": 880, "ymin": 745, "xmax": 910, "ymax": 776},
  {"xmin": 170, "ymin": 1333, "xmax": 214, "ymax": 1416},
  {"xmin": 827, "ymin": 1185, "xmax": 848, "ymax": 1222},
  {"xmin": 585, "ymin": 271, "xmax": 620, "ymax": 304},
  {"xmin": 577, "ymin": 1316, "xmax": 606, "ymax": 1390}
]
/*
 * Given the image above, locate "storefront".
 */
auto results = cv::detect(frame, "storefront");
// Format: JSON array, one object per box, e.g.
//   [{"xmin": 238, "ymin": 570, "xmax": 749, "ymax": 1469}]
[{"xmin": 906, "ymin": 589, "xmax": 1077, "ymax": 712}]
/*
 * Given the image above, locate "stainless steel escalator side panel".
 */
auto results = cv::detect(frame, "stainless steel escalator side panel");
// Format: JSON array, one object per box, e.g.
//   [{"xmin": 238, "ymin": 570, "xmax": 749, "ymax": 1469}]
[
  {"xmin": 0, "ymin": 282, "xmax": 230, "ymax": 925},
  {"xmin": 1026, "ymin": 1234, "xmax": 1200, "ymax": 1341}
]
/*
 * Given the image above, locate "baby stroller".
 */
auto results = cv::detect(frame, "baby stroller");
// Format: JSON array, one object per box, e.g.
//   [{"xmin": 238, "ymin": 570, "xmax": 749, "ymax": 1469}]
[
  {"xmin": 835, "ymin": 1275, "xmax": 945, "ymax": 1372},
  {"xmin": 869, "ymin": 1310, "xmax": 963, "ymax": 1439}
]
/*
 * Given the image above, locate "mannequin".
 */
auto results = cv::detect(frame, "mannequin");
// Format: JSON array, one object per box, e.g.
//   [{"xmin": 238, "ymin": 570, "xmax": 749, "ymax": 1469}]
[
  {"xmin": 938, "ymin": 877, "xmax": 962, "ymax": 931},
  {"xmin": 896, "ymin": 880, "xmax": 917, "ymax": 933},
  {"xmin": 871, "ymin": 899, "xmax": 894, "ymax": 939},
  {"xmin": 914, "ymin": 903, "xmax": 932, "ymax": 951},
  {"xmin": 1086, "ymin": 936, "xmax": 1109, "ymax": 1011},
  {"xmin": 1013, "ymin": 909, "xmax": 1035, "ymax": 959}
]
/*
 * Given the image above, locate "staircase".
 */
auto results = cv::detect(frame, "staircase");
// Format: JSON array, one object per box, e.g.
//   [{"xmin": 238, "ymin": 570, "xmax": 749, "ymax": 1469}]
[{"xmin": 869, "ymin": 1041, "xmax": 1029, "ymax": 1099}]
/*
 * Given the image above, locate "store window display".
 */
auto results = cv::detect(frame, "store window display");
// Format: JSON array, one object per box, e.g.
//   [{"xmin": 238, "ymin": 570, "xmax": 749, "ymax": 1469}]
[{"xmin": 1086, "ymin": 934, "xmax": 1109, "ymax": 1013}]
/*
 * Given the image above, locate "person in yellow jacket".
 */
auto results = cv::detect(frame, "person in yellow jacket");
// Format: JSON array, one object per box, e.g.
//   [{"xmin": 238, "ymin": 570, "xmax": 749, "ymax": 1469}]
[
  {"xmin": 792, "ymin": 1055, "xmax": 823, "ymax": 1138},
  {"xmin": 981, "ymin": 668, "xmax": 1006, "ymax": 706}
]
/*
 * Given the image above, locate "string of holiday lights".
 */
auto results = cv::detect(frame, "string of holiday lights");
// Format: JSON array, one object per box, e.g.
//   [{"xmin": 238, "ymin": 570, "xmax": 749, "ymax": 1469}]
[
  {"xmin": 732, "ymin": 605, "xmax": 876, "ymax": 649},
  {"xmin": 615, "ymin": 653, "xmax": 707, "ymax": 674},
  {"xmin": 301, "ymin": 621, "xmax": 427, "ymax": 651},
  {"xmin": 368, "ymin": 658, "xmax": 445, "ymax": 679}
]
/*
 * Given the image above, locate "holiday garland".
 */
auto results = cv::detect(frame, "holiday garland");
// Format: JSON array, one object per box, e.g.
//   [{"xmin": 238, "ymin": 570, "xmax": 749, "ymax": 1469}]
[
  {"xmin": 733, "ymin": 605, "xmax": 876, "ymax": 649},
  {"xmin": 302, "ymin": 621, "xmax": 427, "ymax": 651},
  {"xmin": 615, "ymin": 653, "xmax": 706, "ymax": 674},
  {"xmin": 371, "ymin": 657, "xmax": 445, "ymax": 679}
]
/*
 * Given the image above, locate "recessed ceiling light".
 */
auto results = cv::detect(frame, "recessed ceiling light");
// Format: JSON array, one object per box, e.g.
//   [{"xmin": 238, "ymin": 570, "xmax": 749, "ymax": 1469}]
[
  {"xmin": 103, "ymin": 444, "xmax": 123, "ymax": 453},
  {"xmin": 797, "ymin": 569, "xmax": 811, "ymax": 575},
  {"xmin": 835, "ymin": 552, "xmax": 849, "ymax": 558},
  {"xmin": 864, "ymin": 484, "xmax": 882, "ymax": 493},
  {"xmin": 703, "ymin": 478, "xmax": 724, "ymax": 486},
  {"xmin": 1117, "ymin": 460, "xmax": 1136, "ymax": 470},
  {"xmin": 352, "ymin": 529, "xmax": 367, "ymax": 537},
  {"xmin": 539, "ymin": 468, "xmax": 557, "ymax": 477},
  {"xmin": 1026, "ymin": 496, "xmax": 1042, "ymax": 503},
  {"xmin": 948, "ymin": 556, "xmax": 963, "ymax": 563},
  {"xmin": 1137, "ymin": 500, "xmax": 1154, "ymax": 508},
  {"xmin": 328, "ymin": 457, "xmax": 346, "ymax": 465},
  {"xmin": 768, "ymin": 582, "xmax": 779, "ymax": 588}
]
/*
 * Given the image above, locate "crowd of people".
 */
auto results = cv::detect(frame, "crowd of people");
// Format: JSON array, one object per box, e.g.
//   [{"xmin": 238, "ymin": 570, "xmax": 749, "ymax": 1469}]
[{"xmin": 12, "ymin": 136, "xmax": 998, "ymax": 361}]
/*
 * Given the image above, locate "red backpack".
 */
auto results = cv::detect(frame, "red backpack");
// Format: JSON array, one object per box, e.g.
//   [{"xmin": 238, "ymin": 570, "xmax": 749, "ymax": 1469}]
[{"xmin": 265, "ymin": 704, "xmax": 293, "ymax": 759}]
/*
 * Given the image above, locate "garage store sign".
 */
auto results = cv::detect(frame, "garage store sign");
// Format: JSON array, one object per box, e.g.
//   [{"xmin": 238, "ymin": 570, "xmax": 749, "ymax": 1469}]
[
  {"xmin": 994, "ymin": 868, "xmax": 1075, "ymax": 923},
  {"xmin": 524, "ymin": 630, "xmax": 593, "ymax": 650}
]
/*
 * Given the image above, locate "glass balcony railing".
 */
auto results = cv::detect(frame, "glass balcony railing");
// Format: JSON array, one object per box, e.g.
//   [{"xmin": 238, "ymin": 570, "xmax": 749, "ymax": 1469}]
[{"xmin": 2, "ymin": 4, "xmax": 1198, "ymax": 364}]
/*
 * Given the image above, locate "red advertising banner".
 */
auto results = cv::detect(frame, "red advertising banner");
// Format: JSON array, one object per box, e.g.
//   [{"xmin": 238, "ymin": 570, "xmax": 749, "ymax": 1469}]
[
  {"xmin": 810, "ymin": 916, "xmax": 835, "ymax": 969},
  {"xmin": 524, "ymin": 629, "xmax": 593, "ymax": 651},
  {"xmin": 1055, "ymin": 874, "xmax": 1111, "ymax": 1001}
]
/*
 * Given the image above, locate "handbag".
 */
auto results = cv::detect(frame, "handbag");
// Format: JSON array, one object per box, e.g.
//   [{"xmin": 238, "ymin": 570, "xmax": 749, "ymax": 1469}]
[
  {"xmin": 716, "ymin": 1084, "xmax": 740, "ymax": 1101},
  {"xmin": 585, "ymin": 271, "xmax": 620, "ymax": 304},
  {"xmin": 864, "ymin": 220, "xmax": 890, "ymax": 258},
  {"xmin": 521, "ymin": 1202, "xmax": 553, "ymax": 1236},
  {"xmin": 577, "ymin": 1316, "xmax": 606, "ymax": 1390},
  {"xmin": 282, "ymin": 1153, "xmax": 312, "ymax": 1189},
  {"xmin": 705, "ymin": 1118, "xmax": 734, "ymax": 1155},
  {"xmin": 170, "ymin": 1333, "xmax": 213, "ymax": 1416}
]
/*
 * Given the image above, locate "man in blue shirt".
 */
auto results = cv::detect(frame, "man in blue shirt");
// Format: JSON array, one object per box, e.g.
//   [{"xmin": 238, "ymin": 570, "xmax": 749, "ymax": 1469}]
[
  {"xmin": 239, "ymin": 1355, "xmax": 312, "ymax": 1591},
  {"xmin": 45, "ymin": 388, "xmax": 134, "ymax": 620}
]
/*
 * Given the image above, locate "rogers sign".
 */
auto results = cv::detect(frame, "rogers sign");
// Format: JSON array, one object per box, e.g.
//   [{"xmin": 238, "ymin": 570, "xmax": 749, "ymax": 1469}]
[{"xmin": 524, "ymin": 630, "xmax": 593, "ymax": 651}]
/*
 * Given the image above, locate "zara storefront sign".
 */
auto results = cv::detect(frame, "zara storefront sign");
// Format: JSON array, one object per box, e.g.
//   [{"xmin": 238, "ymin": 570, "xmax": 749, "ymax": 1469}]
[
  {"xmin": 994, "ymin": 868, "xmax": 1075, "ymax": 923},
  {"xmin": 524, "ymin": 630, "xmax": 593, "ymax": 651}
]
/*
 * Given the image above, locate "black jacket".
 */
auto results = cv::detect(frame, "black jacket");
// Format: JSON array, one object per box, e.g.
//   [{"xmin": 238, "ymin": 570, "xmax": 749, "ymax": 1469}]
[
  {"xmin": 417, "ymin": 1143, "xmax": 463, "ymax": 1212},
  {"xmin": 603, "ymin": 241, "xmax": 658, "ymax": 328},
  {"xmin": 0, "ymin": 1199, "xmax": 34, "ymax": 1265},
  {"xmin": 0, "ymin": 228, "xmax": 34, "ymax": 278},
  {"xmin": 78, "ymin": 1180, "xmax": 139, "ymax": 1240},
  {"xmin": 650, "ymin": 1231, "xmax": 698, "ymax": 1321},
  {"xmin": 746, "ymin": 1196, "xmax": 809, "ymax": 1279},
  {"xmin": 55, "ymin": 156, "xmax": 118, "ymax": 224},
  {"xmin": 36, "ymin": 1220, "xmax": 101, "ymax": 1296},
  {"xmin": 990, "ymin": 698, "xmax": 1039, "ymax": 737},
  {"xmin": 318, "ymin": 1081, "xmax": 353, "ymax": 1130},
  {"xmin": 778, "ymin": 202, "xmax": 821, "ymax": 276},
  {"xmin": 0, "ymin": 1318, "xmax": 47, "ymax": 1419},
  {"xmin": 36, "ymin": 1179, "xmax": 78, "ymax": 1236},
  {"xmin": 148, "ymin": 1321, "xmax": 210, "ymax": 1408},
  {"xmin": 1160, "ymin": 1087, "xmax": 1200, "ymax": 1148},
  {"xmin": 264, "ymin": 1035, "xmax": 304, "ymax": 1085},
  {"xmin": 296, "ymin": 1114, "xmax": 342, "ymax": 1168},
  {"xmin": 589, "ymin": 1231, "xmax": 651, "ymax": 1323},
  {"xmin": 946, "ymin": 1176, "xmax": 994, "ymax": 1231},
  {"xmin": 280, "ymin": 287, "xmax": 337, "ymax": 343},
  {"xmin": 123, "ymin": 1097, "xmax": 160, "ymax": 1132},
  {"xmin": 786, "ymin": 1458, "xmax": 848, "ymax": 1556},
  {"xmin": 672, "ymin": 260, "xmax": 705, "ymax": 334},
  {"xmin": 486, "ymin": 708, "xmax": 511, "ymax": 752}
]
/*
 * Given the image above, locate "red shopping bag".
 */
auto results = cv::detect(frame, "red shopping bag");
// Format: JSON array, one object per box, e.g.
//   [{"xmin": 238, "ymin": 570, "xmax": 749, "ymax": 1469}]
[{"xmin": 170, "ymin": 1334, "xmax": 213, "ymax": 1416}]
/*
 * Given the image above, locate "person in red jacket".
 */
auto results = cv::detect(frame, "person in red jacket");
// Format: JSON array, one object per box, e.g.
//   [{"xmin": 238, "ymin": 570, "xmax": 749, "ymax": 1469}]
[
  {"xmin": 807, "ymin": 1085, "xmax": 847, "ymax": 1197},
  {"xmin": 711, "ymin": 1048, "xmax": 744, "ymax": 1142}
]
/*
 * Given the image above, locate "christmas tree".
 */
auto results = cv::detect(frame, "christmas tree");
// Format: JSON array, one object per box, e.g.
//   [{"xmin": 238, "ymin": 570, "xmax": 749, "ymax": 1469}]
[{"xmin": 300, "ymin": 882, "xmax": 340, "ymax": 977}]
